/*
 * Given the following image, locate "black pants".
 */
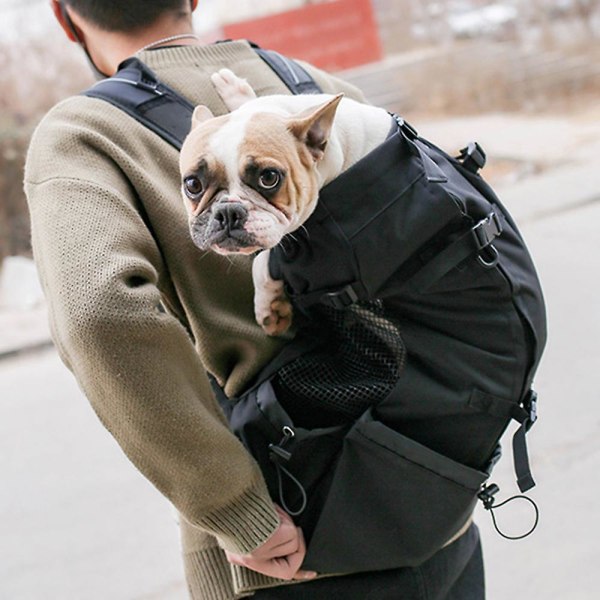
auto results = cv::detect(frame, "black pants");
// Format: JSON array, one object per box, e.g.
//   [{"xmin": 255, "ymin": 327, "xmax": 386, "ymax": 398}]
[{"xmin": 253, "ymin": 523, "xmax": 484, "ymax": 600}]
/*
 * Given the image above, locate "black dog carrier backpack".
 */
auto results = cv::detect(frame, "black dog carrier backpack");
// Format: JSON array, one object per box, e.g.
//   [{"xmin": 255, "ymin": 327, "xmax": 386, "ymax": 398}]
[{"xmin": 84, "ymin": 47, "xmax": 547, "ymax": 573}]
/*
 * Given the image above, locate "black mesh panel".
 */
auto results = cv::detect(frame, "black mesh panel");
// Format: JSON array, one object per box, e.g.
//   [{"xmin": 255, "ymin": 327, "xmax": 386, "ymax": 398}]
[{"xmin": 272, "ymin": 300, "xmax": 405, "ymax": 428}]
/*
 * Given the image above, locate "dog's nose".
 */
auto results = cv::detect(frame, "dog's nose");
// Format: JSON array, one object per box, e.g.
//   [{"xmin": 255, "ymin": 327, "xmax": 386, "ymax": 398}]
[{"xmin": 213, "ymin": 202, "xmax": 248, "ymax": 232}]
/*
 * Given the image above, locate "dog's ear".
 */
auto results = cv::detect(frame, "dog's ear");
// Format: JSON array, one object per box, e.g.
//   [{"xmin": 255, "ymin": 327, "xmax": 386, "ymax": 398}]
[
  {"xmin": 288, "ymin": 94, "xmax": 343, "ymax": 161},
  {"xmin": 191, "ymin": 105, "xmax": 215, "ymax": 129}
]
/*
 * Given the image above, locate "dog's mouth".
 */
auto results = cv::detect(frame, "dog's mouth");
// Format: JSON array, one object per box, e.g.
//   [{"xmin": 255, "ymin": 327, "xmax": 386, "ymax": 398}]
[
  {"xmin": 190, "ymin": 200, "xmax": 288, "ymax": 254},
  {"xmin": 190, "ymin": 220, "xmax": 262, "ymax": 254},
  {"xmin": 189, "ymin": 203, "xmax": 263, "ymax": 254},
  {"xmin": 209, "ymin": 230, "xmax": 262, "ymax": 255}
]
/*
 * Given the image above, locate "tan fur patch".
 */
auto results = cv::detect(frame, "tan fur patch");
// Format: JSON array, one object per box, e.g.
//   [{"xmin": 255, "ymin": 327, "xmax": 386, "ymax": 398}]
[
  {"xmin": 239, "ymin": 113, "xmax": 320, "ymax": 221},
  {"xmin": 180, "ymin": 116, "xmax": 230, "ymax": 215},
  {"xmin": 180, "ymin": 115, "xmax": 227, "ymax": 174}
]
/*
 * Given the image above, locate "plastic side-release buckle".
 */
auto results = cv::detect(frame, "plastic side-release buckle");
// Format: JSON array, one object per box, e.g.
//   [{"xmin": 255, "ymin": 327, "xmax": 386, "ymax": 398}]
[{"xmin": 458, "ymin": 141, "xmax": 486, "ymax": 173}]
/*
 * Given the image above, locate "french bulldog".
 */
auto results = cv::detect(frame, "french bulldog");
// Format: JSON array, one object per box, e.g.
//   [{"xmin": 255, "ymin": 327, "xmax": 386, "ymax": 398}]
[{"xmin": 179, "ymin": 69, "xmax": 392, "ymax": 335}]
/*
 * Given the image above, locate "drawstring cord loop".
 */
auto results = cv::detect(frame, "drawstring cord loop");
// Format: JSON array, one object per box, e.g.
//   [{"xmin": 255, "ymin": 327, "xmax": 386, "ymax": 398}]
[
  {"xmin": 274, "ymin": 462, "xmax": 308, "ymax": 517},
  {"xmin": 269, "ymin": 426, "xmax": 308, "ymax": 516},
  {"xmin": 479, "ymin": 483, "xmax": 539, "ymax": 540}
]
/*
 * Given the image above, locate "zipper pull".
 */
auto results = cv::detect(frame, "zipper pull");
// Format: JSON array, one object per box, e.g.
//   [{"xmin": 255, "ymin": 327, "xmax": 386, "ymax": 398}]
[{"xmin": 269, "ymin": 426, "xmax": 295, "ymax": 462}]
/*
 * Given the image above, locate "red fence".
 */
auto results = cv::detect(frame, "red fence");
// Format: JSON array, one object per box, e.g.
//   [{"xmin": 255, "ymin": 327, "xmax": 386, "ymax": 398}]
[{"xmin": 223, "ymin": 0, "xmax": 383, "ymax": 71}]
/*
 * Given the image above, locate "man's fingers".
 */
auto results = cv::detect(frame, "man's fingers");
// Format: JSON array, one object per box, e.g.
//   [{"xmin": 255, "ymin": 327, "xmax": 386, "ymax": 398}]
[
  {"xmin": 224, "ymin": 551, "xmax": 246, "ymax": 567},
  {"xmin": 276, "ymin": 527, "xmax": 307, "ymax": 579},
  {"xmin": 224, "ymin": 527, "xmax": 312, "ymax": 581},
  {"xmin": 226, "ymin": 554, "xmax": 301, "ymax": 580},
  {"xmin": 252, "ymin": 515, "xmax": 299, "ymax": 559},
  {"xmin": 274, "ymin": 504, "xmax": 291, "ymax": 520},
  {"xmin": 293, "ymin": 570, "xmax": 318, "ymax": 581},
  {"xmin": 255, "ymin": 537, "xmax": 299, "ymax": 560}
]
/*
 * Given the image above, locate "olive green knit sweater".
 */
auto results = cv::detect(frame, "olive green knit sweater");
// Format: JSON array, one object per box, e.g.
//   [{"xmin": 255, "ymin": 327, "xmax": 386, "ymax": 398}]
[{"xmin": 24, "ymin": 41, "xmax": 365, "ymax": 599}]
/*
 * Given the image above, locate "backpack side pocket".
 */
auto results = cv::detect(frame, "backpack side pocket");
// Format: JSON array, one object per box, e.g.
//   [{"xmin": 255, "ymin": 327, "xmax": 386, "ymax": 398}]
[{"xmin": 304, "ymin": 409, "xmax": 490, "ymax": 573}]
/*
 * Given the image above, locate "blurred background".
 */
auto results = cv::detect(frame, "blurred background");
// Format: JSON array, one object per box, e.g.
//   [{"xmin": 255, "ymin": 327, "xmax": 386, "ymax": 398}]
[
  {"xmin": 1, "ymin": 1, "xmax": 599, "ymax": 599},
  {"xmin": 1, "ymin": 0, "xmax": 599, "ymax": 263}
]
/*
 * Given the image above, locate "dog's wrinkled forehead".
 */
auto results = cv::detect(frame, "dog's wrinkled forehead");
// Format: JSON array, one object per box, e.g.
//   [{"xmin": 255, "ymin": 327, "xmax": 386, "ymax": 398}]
[{"xmin": 180, "ymin": 111, "xmax": 300, "ymax": 181}]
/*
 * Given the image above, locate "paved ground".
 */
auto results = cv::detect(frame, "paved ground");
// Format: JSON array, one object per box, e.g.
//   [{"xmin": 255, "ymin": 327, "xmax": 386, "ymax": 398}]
[{"xmin": 1, "ymin": 106, "xmax": 599, "ymax": 599}]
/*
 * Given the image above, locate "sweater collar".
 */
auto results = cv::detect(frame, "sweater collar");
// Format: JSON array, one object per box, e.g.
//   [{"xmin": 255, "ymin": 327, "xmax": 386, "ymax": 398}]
[{"xmin": 137, "ymin": 40, "xmax": 255, "ymax": 71}]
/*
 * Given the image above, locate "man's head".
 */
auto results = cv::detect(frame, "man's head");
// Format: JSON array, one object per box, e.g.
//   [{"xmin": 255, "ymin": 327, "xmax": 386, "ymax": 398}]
[
  {"xmin": 51, "ymin": 0, "xmax": 199, "ymax": 77},
  {"xmin": 58, "ymin": 0, "xmax": 195, "ymax": 33}
]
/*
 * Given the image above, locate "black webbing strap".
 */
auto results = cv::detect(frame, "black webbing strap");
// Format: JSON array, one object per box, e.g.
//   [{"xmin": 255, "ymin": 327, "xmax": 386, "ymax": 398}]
[
  {"xmin": 511, "ymin": 389, "xmax": 538, "ymax": 492},
  {"xmin": 82, "ymin": 47, "xmax": 321, "ymax": 152},
  {"xmin": 84, "ymin": 57, "xmax": 195, "ymax": 151},
  {"xmin": 401, "ymin": 210, "xmax": 503, "ymax": 295},
  {"xmin": 389, "ymin": 120, "xmax": 502, "ymax": 295},
  {"xmin": 252, "ymin": 46, "xmax": 323, "ymax": 95},
  {"xmin": 294, "ymin": 209, "xmax": 504, "ymax": 309}
]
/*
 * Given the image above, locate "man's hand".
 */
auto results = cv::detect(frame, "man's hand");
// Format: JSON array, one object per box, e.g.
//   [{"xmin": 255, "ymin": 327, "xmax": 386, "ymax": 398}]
[{"xmin": 225, "ymin": 505, "xmax": 318, "ymax": 581}]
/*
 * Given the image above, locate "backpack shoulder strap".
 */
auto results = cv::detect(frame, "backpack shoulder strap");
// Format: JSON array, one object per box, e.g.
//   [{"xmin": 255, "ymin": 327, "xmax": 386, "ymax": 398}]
[
  {"xmin": 82, "ymin": 46, "xmax": 322, "ymax": 151},
  {"xmin": 252, "ymin": 45, "xmax": 323, "ymax": 95},
  {"xmin": 83, "ymin": 57, "xmax": 195, "ymax": 151}
]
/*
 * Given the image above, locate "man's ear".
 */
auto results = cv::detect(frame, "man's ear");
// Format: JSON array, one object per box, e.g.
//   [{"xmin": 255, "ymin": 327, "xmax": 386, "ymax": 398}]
[
  {"xmin": 288, "ymin": 94, "xmax": 343, "ymax": 161},
  {"xmin": 191, "ymin": 105, "xmax": 214, "ymax": 129},
  {"xmin": 51, "ymin": 0, "xmax": 81, "ymax": 43}
]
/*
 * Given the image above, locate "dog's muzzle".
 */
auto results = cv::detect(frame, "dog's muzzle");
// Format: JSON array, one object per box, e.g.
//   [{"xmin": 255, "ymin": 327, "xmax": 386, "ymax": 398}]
[
  {"xmin": 213, "ymin": 202, "xmax": 248, "ymax": 233},
  {"xmin": 190, "ymin": 201, "xmax": 258, "ymax": 252}
]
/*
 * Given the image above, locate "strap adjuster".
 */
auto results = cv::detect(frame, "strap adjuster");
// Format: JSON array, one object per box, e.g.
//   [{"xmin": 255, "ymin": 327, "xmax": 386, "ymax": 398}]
[
  {"xmin": 472, "ymin": 211, "xmax": 503, "ymax": 250},
  {"xmin": 392, "ymin": 114, "xmax": 419, "ymax": 140},
  {"xmin": 321, "ymin": 284, "xmax": 359, "ymax": 309},
  {"xmin": 512, "ymin": 388, "xmax": 539, "ymax": 492},
  {"xmin": 458, "ymin": 141, "xmax": 486, "ymax": 172},
  {"xmin": 523, "ymin": 389, "xmax": 538, "ymax": 432},
  {"xmin": 136, "ymin": 78, "xmax": 164, "ymax": 95},
  {"xmin": 510, "ymin": 389, "xmax": 538, "ymax": 431}
]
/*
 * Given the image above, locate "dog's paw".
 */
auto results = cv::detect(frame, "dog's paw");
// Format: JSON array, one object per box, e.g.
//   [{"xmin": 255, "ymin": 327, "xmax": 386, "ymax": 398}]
[
  {"xmin": 211, "ymin": 69, "xmax": 257, "ymax": 110},
  {"xmin": 258, "ymin": 297, "xmax": 293, "ymax": 337}
]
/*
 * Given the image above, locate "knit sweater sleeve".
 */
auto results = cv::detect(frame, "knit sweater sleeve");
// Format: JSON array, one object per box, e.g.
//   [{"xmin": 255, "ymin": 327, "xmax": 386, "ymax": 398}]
[{"xmin": 24, "ymin": 101, "xmax": 279, "ymax": 555}]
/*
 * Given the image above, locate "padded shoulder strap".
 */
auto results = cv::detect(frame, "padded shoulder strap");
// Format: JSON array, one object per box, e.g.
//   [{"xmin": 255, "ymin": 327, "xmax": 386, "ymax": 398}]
[
  {"xmin": 83, "ymin": 57, "xmax": 195, "ymax": 151},
  {"xmin": 252, "ymin": 46, "xmax": 323, "ymax": 94},
  {"xmin": 82, "ymin": 46, "xmax": 322, "ymax": 151}
]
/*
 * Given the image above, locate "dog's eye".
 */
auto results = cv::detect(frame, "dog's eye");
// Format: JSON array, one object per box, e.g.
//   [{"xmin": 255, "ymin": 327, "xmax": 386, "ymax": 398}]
[
  {"xmin": 258, "ymin": 169, "xmax": 281, "ymax": 190},
  {"xmin": 184, "ymin": 176, "xmax": 204, "ymax": 198}
]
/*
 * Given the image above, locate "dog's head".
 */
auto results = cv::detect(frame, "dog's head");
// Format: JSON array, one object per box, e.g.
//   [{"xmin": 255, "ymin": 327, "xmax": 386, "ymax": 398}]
[{"xmin": 179, "ymin": 94, "xmax": 342, "ymax": 255}]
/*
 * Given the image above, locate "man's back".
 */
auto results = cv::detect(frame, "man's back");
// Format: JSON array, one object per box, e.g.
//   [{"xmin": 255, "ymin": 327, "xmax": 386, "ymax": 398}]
[{"xmin": 24, "ymin": 39, "xmax": 372, "ymax": 598}]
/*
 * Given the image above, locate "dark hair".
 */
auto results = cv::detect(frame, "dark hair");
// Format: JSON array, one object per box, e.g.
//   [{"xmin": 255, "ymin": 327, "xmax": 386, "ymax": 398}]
[{"xmin": 63, "ymin": 0, "xmax": 190, "ymax": 32}]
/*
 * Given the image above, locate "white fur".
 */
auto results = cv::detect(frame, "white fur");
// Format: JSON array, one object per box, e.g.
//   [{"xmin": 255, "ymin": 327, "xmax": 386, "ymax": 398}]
[
  {"xmin": 205, "ymin": 70, "xmax": 392, "ymax": 335},
  {"xmin": 208, "ymin": 114, "xmax": 247, "ymax": 186}
]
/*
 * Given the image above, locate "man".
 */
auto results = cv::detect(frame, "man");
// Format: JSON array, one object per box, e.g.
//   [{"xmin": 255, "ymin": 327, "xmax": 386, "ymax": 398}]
[{"xmin": 25, "ymin": 1, "xmax": 484, "ymax": 598}]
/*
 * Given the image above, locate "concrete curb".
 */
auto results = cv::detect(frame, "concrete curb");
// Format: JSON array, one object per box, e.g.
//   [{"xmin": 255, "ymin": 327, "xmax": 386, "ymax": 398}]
[
  {"xmin": 0, "ymin": 339, "xmax": 55, "ymax": 362},
  {"xmin": 0, "ymin": 306, "xmax": 53, "ymax": 363}
]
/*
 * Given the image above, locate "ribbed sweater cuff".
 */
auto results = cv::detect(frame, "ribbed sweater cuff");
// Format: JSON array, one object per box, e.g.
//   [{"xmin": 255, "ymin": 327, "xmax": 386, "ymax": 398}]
[
  {"xmin": 184, "ymin": 544, "xmax": 236, "ymax": 600},
  {"xmin": 183, "ymin": 545, "xmax": 297, "ymax": 600},
  {"xmin": 198, "ymin": 484, "xmax": 280, "ymax": 555},
  {"xmin": 231, "ymin": 565, "xmax": 297, "ymax": 596}
]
